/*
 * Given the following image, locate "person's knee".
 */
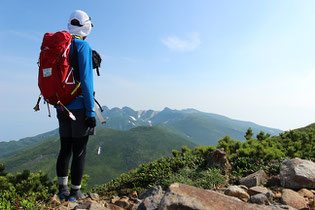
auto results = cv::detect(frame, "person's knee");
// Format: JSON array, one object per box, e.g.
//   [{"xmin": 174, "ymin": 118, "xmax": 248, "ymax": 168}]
[{"xmin": 72, "ymin": 136, "xmax": 88, "ymax": 157}]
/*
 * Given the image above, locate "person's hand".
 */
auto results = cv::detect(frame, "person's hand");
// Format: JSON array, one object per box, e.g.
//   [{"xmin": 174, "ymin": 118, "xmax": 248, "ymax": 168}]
[{"xmin": 85, "ymin": 117, "xmax": 96, "ymax": 128}]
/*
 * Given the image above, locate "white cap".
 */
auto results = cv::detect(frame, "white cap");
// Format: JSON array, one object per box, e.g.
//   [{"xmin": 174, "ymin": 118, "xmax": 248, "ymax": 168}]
[{"xmin": 68, "ymin": 10, "xmax": 93, "ymax": 37}]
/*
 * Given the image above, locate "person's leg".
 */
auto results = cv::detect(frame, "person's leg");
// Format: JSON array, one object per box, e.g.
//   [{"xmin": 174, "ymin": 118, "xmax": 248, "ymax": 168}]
[
  {"xmin": 56, "ymin": 137, "xmax": 72, "ymax": 191},
  {"xmin": 56, "ymin": 109, "xmax": 73, "ymax": 199},
  {"xmin": 69, "ymin": 135, "xmax": 89, "ymax": 200},
  {"xmin": 71, "ymin": 136, "xmax": 88, "ymax": 186},
  {"xmin": 67, "ymin": 109, "xmax": 90, "ymax": 201}
]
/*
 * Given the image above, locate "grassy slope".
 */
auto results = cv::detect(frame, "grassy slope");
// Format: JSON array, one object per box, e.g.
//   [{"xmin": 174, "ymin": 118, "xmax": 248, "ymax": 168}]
[
  {"xmin": 0, "ymin": 129, "xmax": 58, "ymax": 159},
  {"xmin": 1, "ymin": 126, "xmax": 196, "ymax": 187}
]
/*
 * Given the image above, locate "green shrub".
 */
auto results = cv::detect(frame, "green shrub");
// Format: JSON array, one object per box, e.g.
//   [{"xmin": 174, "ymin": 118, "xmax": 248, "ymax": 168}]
[
  {"xmin": 160, "ymin": 167, "xmax": 226, "ymax": 190},
  {"xmin": 92, "ymin": 146, "xmax": 205, "ymax": 198},
  {"xmin": 0, "ymin": 170, "xmax": 56, "ymax": 209}
]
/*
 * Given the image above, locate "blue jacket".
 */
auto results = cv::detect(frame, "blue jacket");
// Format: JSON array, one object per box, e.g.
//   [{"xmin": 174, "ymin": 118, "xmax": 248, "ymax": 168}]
[{"xmin": 56, "ymin": 38, "xmax": 95, "ymax": 118}]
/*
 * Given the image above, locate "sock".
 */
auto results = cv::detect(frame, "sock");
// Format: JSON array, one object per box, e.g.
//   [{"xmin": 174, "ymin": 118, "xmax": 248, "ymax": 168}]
[
  {"xmin": 58, "ymin": 176, "xmax": 68, "ymax": 186},
  {"xmin": 58, "ymin": 176, "xmax": 69, "ymax": 195}
]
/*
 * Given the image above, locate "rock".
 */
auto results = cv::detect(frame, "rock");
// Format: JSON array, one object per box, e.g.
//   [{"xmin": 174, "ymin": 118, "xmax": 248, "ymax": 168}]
[
  {"xmin": 239, "ymin": 185, "xmax": 248, "ymax": 190},
  {"xmin": 81, "ymin": 198, "xmax": 94, "ymax": 205},
  {"xmin": 266, "ymin": 175, "xmax": 281, "ymax": 187},
  {"xmin": 271, "ymin": 204, "xmax": 297, "ymax": 210},
  {"xmin": 240, "ymin": 170, "xmax": 268, "ymax": 188},
  {"xmin": 224, "ymin": 185, "xmax": 250, "ymax": 202},
  {"xmin": 59, "ymin": 206, "xmax": 71, "ymax": 210},
  {"xmin": 138, "ymin": 186, "xmax": 165, "ymax": 210},
  {"xmin": 99, "ymin": 200, "xmax": 108, "ymax": 206},
  {"xmin": 139, "ymin": 185, "xmax": 164, "ymax": 199},
  {"xmin": 75, "ymin": 201, "xmax": 90, "ymax": 209},
  {"xmin": 114, "ymin": 196, "xmax": 130, "ymax": 209},
  {"xmin": 248, "ymin": 186, "xmax": 274, "ymax": 198},
  {"xmin": 89, "ymin": 193, "xmax": 99, "ymax": 201},
  {"xmin": 89, "ymin": 202, "xmax": 108, "ymax": 210},
  {"xmin": 298, "ymin": 188, "xmax": 314, "ymax": 199},
  {"xmin": 274, "ymin": 191, "xmax": 282, "ymax": 199},
  {"xmin": 49, "ymin": 194, "xmax": 61, "ymax": 206},
  {"xmin": 107, "ymin": 203, "xmax": 124, "ymax": 210},
  {"xmin": 110, "ymin": 195, "xmax": 120, "ymax": 204},
  {"xmin": 67, "ymin": 202, "xmax": 79, "ymax": 209},
  {"xmin": 298, "ymin": 188, "xmax": 315, "ymax": 209},
  {"xmin": 250, "ymin": 193, "xmax": 268, "ymax": 204},
  {"xmin": 159, "ymin": 183, "xmax": 281, "ymax": 210},
  {"xmin": 129, "ymin": 191, "xmax": 138, "ymax": 201},
  {"xmin": 281, "ymin": 189, "xmax": 308, "ymax": 209},
  {"xmin": 280, "ymin": 158, "xmax": 315, "ymax": 190},
  {"xmin": 206, "ymin": 149, "xmax": 232, "ymax": 173}
]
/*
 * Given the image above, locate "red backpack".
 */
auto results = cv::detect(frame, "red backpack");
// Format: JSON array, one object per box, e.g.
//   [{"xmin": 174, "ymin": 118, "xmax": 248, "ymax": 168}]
[{"xmin": 37, "ymin": 31, "xmax": 80, "ymax": 106}]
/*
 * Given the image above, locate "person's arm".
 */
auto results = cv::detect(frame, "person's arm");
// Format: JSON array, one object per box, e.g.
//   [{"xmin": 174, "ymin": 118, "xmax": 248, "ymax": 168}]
[{"xmin": 76, "ymin": 40, "xmax": 95, "ymax": 118}]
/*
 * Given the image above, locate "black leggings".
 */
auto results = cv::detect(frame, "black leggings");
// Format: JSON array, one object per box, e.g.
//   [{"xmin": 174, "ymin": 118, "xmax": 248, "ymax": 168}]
[{"xmin": 56, "ymin": 136, "xmax": 89, "ymax": 186}]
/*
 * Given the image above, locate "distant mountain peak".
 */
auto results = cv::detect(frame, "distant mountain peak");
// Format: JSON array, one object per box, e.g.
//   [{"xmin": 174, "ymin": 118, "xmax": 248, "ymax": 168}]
[
  {"xmin": 162, "ymin": 107, "xmax": 173, "ymax": 112},
  {"xmin": 181, "ymin": 108, "xmax": 200, "ymax": 113}
]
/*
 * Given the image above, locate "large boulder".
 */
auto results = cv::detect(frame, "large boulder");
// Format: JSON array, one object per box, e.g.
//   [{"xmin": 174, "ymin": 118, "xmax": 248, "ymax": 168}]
[
  {"xmin": 240, "ymin": 170, "xmax": 268, "ymax": 188},
  {"xmin": 158, "ymin": 183, "xmax": 281, "ymax": 210},
  {"xmin": 281, "ymin": 189, "xmax": 308, "ymax": 209},
  {"xmin": 280, "ymin": 158, "xmax": 315, "ymax": 190},
  {"xmin": 138, "ymin": 186, "xmax": 165, "ymax": 210}
]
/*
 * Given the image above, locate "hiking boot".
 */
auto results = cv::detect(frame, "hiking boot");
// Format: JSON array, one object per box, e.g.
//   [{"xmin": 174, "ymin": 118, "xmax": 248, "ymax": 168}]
[
  {"xmin": 68, "ymin": 189, "xmax": 85, "ymax": 202},
  {"xmin": 58, "ymin": 185, "xmax": 70, "ymax": 201}
]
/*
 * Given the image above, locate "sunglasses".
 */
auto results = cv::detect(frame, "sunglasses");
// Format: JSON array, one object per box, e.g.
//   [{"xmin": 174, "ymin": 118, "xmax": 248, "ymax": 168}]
[{"xmin": 71, "ymin": 17, "xmax": 93, "ymax": 27}]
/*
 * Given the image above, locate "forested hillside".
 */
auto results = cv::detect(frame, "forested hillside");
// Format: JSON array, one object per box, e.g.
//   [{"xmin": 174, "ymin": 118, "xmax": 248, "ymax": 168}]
[{"xmin": 1, "ymin": 126, "xmax": 196, "ymax": 187}]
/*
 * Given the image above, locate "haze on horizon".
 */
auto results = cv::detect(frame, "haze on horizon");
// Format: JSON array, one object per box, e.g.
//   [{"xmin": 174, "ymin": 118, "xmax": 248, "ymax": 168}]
[{"xmin": 1, "ymin": 0, "xmax": 315, "ymax": 141}]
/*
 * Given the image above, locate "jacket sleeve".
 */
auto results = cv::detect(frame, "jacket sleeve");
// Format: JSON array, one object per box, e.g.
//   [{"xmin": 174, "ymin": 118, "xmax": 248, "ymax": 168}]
[{"xmin": 77, "ymin": 40, "xmax": 95, "ymax": 118}]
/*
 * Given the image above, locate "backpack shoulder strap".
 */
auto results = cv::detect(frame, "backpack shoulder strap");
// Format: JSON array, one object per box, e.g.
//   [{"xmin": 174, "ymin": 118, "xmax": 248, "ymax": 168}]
[{"xmin": 70, "ymin": 39, "xmax": 80, "ymax": 82}]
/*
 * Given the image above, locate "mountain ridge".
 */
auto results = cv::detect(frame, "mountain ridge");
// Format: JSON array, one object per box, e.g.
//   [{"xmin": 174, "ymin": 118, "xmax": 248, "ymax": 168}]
[
  {"xmin": 0, "ymin": 106, "xmax": 282, "ymax": 158},
  {"xmin": 97, "ymin": 106, "xmax": 282, "ymax": 145}
]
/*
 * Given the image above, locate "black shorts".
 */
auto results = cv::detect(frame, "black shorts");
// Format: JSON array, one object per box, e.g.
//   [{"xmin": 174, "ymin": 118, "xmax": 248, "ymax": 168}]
[{"xmin": 57, "ymin": 109, "xmax": 94, "ymax": 138}]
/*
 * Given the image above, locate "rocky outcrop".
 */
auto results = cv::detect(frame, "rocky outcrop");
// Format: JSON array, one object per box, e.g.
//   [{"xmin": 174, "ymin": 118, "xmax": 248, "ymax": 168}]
[
  {"xmin": 280, "ymin": 158, "xmax": 315, "ymax": 190},
  {"xmin": 50, "ymin": 158, "xmax": 315, "ymax": 210},
  {"xmin": 159, "ymin": 183, "xmax": 280, "ymax": 210},
  {"xmin": 51, "ymin": 182, "xmax": 315, "ymax": 210},
  {"xmin": 206, "ymin": 149, "xmax": 232, "ymax": 174},
  {"xmin": 138, "ymin": 186, "xmax": 165, "ymax": 210},
  {"xmin": 240, "ymin": 169, "xmax": 268, "ymax": 188}
]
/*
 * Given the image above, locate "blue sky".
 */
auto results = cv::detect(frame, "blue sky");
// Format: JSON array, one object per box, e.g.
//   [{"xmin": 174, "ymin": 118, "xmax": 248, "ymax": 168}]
[{"xmin": 1, "ymin": 0, "xmax": 315, "ymax": 141}]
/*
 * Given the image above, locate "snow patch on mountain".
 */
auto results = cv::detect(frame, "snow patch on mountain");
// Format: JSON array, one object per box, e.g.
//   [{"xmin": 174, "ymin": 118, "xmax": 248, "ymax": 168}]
[
  {"xmin": 137, "ymin": 111, "xmax": 143, "ymax": 119},
  {"xmin": 129, "ymin": 116, "xmax": 137, "ymax": 121}
]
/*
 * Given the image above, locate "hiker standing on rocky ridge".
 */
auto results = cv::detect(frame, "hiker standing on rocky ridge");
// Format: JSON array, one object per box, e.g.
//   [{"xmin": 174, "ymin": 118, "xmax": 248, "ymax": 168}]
[{"xmin": 55, "ymin": 10, "xmax": 96, "ymax": 202}]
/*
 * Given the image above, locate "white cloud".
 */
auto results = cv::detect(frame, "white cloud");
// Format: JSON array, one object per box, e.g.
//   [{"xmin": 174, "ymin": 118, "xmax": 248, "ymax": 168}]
[{"xmin": 162, "ymin": 33, "xmax": 201, "ymax": 52}]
